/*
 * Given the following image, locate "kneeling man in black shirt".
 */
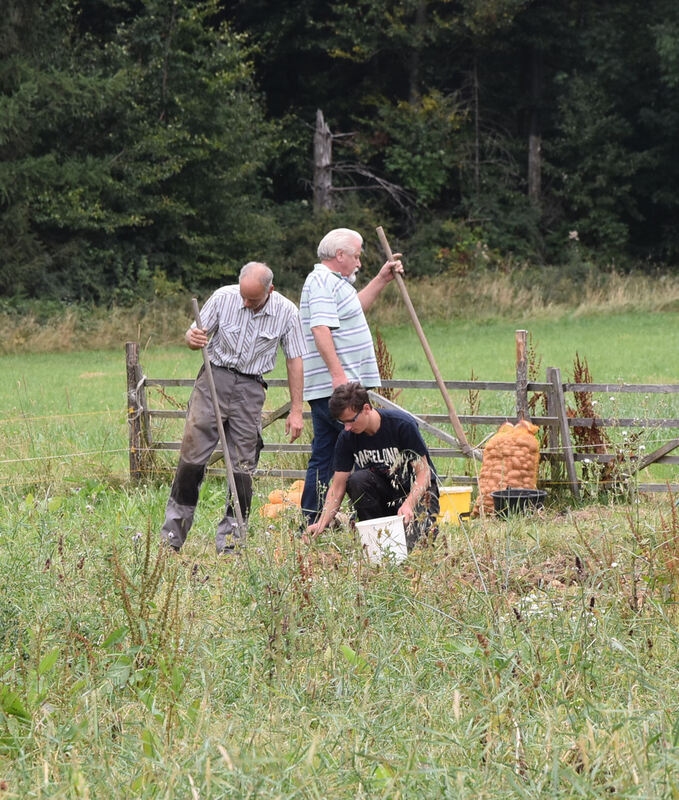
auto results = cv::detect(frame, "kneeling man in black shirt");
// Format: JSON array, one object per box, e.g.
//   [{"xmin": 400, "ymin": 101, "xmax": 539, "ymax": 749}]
[{"xmin": 305, "ymin": 382, "xmax": 439, "ymax": 550}]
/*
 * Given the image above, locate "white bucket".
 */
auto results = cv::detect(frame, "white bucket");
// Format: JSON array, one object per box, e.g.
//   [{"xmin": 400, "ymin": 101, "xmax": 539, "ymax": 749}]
[{"xmin": 355, "ymin": 515, "xmax": 407, "ymax": 565}]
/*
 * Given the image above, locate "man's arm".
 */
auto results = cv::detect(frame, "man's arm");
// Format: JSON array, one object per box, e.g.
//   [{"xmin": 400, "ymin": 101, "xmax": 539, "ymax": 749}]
[
  {"xmin": 285, "ymin": 356, "xmax": 304, "ymax": 442},
  {"xmin": 311, "ymin": 325, "xmax": 348, "ymax": 389},
  {"xmin": 397, "ymin": 456, "xmax": 431, "ymax": 523},
  {"xmin": 306, "ymin": 470, "xmax": 350, "ymax": 536},
  {"xmin": 357, "ymin": 255, "xmax": 403, "ymax": 313}
]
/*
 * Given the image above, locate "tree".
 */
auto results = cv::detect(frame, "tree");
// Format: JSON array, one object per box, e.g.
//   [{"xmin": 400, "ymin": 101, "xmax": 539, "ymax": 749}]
[
  {"xmin": 0, "ymin": 0, "xmax": 274, "ymax": 301},
  {"xmin": 540, "ymin": 0, "xmax": 672, "ymax": 261}
]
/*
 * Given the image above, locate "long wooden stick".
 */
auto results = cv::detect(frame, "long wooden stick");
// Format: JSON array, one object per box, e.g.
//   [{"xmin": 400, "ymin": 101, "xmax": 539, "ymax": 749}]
[
  {"xmin": 192, "ymin": 299, "xmax": 246, "ymax": 531},
  {"xmin": 375, "ymin": 227, "xmax": 482, "ymax": 461}
]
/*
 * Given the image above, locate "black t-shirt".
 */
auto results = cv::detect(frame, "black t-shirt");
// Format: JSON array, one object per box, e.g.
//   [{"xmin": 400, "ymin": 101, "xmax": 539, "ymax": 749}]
[{"xmin": 333, "ymin": 408, "xmax": 438, "ymax": 494}]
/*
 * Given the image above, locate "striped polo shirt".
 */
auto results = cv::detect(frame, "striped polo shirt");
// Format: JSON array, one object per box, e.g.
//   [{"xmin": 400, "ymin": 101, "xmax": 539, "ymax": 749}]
[
  {"xmin": 192, "ymin": 285, "xmax": 306, "ymax": 375},
  {"xmin": 300, "ymin": 263, "xmax": 381, "ymax": 401}
]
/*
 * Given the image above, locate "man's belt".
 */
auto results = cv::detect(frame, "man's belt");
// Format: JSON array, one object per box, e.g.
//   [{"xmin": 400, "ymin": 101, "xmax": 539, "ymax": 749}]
[{"xmin": 211, "ymin": 363, "xmax": 268, "ymax": 390}]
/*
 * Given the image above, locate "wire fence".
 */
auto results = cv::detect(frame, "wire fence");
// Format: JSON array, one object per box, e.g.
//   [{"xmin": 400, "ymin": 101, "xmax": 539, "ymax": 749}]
[
  {"xmin": 129, "ymin": 362, "xmax": 679, "ymax": 496},
  {"xmin": 3, "ymin": 335, "xmax": 679, "ymax": 498}
]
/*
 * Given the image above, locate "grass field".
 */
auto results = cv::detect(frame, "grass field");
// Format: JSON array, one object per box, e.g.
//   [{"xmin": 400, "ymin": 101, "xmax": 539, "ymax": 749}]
[
  {"xmin": 2, "ymin": 310, "xmax": 678, "ymax": 494},
  {"xmin": 1, "ymin": 483, "xmax": 679, "ymax": 797},
  {"xmin": 1, "ymin": 307, "xmax": 679, "ymax": 797}
]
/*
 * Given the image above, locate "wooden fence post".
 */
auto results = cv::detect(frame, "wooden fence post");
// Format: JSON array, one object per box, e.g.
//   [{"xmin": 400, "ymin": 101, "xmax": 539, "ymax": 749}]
[
  {"xmin": 547, "ymin": 366, "xmax": 580, "ymax": 499},
  {"xmin": 126, "ymin": 341, "xmax": 144, "ymax": 482},
  {"xmin": 515, "ymin": 329, "xmax": 529, "ymax": 420},
  {"xmin": 546, "ymin": 368, "xmax": 562, "ymax": 485}
]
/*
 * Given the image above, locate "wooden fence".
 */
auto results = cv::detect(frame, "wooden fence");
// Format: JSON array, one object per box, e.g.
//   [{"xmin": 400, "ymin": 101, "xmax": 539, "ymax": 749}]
[{"xmin": 126, "ymin": 331, "xmax": 679, "ymax": 496}]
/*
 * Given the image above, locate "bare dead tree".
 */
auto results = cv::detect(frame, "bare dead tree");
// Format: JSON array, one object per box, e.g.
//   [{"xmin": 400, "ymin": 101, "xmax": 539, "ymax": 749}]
[
  {"xmin": 313, "ymin": 109, "xmax": 333, "ymax": 212},
  {"xmin": 310, "ymin": 109, "xmax": 414, "ymax": 216},
  {"xmin": 331, "ymin": 162, "xmax": 414, "ymax": 212}
]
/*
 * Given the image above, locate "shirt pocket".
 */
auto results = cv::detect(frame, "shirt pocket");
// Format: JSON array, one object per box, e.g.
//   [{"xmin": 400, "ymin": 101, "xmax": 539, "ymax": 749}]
[
  {"xmin": 253, "ymin": 330, "xmax": 279, "ymax": 362},
  {"xmin": 217, "ymin": 323, "xmax": 242, "ymax": 353}
]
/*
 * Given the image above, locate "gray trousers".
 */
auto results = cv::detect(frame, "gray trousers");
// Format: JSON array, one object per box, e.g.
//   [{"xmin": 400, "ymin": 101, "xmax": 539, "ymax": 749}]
[{"xmin": 161, "ymin": 366, "xmax": 265, "ymax": 553}]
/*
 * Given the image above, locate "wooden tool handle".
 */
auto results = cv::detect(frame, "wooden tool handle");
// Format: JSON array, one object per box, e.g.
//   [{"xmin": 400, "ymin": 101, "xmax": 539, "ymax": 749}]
[
  {"xmin": 375, "ymin": 227, "xmax": 480, "ymax": 461},
  {"xmin": 191, "ymin": 299, "xmax": 245, "ymax": 528}
]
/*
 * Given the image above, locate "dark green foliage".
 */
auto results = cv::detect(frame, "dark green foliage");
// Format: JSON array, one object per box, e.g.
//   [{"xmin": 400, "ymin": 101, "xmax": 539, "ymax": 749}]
[
  {"xmin": 353, "ymin": 92, "xmax": 466, "ymax": 208},
  {"xmin": 257, "ymin": 197, "xmax": 397, "ymax": 291},
  {"xmin": 3, "ymin": 0, "xmax": 679, "ymax": 304},
  {"xmin": 0, "ymin": 0, "xmax": 273, "ymax": 301},
  {"xmin": 546, "ymin": 75, "xmax": 643, "ymax": 258}
]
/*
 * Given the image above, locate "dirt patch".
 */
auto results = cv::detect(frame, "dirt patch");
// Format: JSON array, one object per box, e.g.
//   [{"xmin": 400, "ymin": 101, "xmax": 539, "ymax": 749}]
[{"xmin": 421, "ymin": 552, "xmax": 585, "ymax": 600}]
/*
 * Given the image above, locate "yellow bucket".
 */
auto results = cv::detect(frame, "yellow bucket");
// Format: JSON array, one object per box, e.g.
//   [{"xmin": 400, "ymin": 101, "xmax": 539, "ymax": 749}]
[{"xmin": 437, "ymin": 486, "xmax": 472, "ymax": 526}]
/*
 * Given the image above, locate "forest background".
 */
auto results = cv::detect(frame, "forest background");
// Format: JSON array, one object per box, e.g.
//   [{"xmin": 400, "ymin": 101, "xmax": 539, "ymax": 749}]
[{"xmin": 2, "ymin": 0, "xmax": 679, "ymax": 311}]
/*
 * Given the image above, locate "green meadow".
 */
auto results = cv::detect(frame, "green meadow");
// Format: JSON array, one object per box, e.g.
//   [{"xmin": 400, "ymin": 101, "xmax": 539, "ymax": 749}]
[
  {"xmin": 2, "ymin": 310, "xmax": 678, "ymax": 493},
  {"xmin": 0, "ymin": 307, "xmax": 679, "ymax": 797}
]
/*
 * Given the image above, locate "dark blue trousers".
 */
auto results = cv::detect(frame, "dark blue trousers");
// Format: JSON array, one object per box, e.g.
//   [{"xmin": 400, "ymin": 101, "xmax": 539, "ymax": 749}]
[{"xmin": 301, "ymin": 396, "xmax": 344, "ymax": 522}]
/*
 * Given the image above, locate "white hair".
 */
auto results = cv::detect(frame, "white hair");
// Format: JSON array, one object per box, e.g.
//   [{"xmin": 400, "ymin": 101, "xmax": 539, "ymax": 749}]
[
  {"xmin": 317, "ymin": 228, "xmax": 363, "ymax": 261},
  {"xmin": 239, "ymin": 261, "xmax": 273, "ymax": 290}
]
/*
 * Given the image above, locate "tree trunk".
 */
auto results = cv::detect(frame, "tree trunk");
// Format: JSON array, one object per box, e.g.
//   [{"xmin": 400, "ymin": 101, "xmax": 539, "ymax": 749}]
[
  {"xmin": 527, "ymin": 47, "xmax": 543, "ymax": 206},
  {"xmin": 313, "ymin": 109, "xmax": 333, "ymax": 212},
  {"xmin": 473, "ymin": 54, "xmax": 480, "ymax": 196},
  {"xmin": 408, "ymin": 0, "xmax": 427, "ymax": 103}
]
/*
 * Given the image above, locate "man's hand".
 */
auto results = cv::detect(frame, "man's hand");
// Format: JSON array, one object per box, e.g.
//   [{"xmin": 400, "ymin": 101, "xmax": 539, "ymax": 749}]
[
  {"xmin": 397, "ymin": 498, "xmax": 416, "ymax": 524},
  {"xmin": 331, "ymin": 369, "xmax": 348, "ymax": 389},
  {"xmin": 286, "ymin": 409, "xmax": 304, "ymax": 442},
  {"xmin": 303, "ymin": 522, "xmax": 324, "ymax": 542},
  {"xmin": 186, "ymin": 327, "xmax": 208, "ymax": 350},
  {"xmin": 305, "ymin": 471, "xmax": 348, "ymax": 541},
  {"xmin": 357, "ymin": 254, "xmax": 404, "ymax": 312},
  {"xmin": 398, "ymin": 458, "xmax": 430, "ymax": 523},
  {"xmin": 376, "ymin": 253, "xmax": 404, "ymax": 284}
]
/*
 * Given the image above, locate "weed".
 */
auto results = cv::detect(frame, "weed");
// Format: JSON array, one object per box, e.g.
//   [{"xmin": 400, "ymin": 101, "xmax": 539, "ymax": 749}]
[
  {"xmin": 373, "ymin": 327, "xmax": 401, "ymax": 403},
  {"xmin": 526, "ymin": 332, "xmax": 546, "ymax": 426},
  {"xmin": 567, "ymin": 353, "xmax": 616, "ymax": 489},
  {"xmin": 110, "ymin": 521, "xmax": 178, "ymax": 661},
  {"xmin": 0, "ymin": 488, "xmax": 677, "ymax": 796},
  {"xmin": 466, "ymin": 368, "xmax": 480, "ymax": 445}
]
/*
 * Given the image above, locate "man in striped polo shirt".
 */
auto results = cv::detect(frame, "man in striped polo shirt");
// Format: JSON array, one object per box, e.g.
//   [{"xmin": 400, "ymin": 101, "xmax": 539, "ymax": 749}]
[
  {"xmin": 300, "ymin": 228, "xmax": 403, "ymax": 523},
  {"xmin": 160, "ymin": 262, "xmax": 306, "ymax": 554}
]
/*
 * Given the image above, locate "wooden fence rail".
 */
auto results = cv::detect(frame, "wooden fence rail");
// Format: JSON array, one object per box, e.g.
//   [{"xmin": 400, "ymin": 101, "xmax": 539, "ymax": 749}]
[{"xmin": 126, "ymin": 332, "xmax": 679, "ymax": 495}]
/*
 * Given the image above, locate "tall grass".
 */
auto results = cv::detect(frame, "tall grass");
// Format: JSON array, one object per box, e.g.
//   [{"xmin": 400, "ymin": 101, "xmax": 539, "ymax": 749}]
[
  {"xmin": 2, "ymin": 272, "xmax": 679, "ymax": 796},
  {"xmin": 1, "ymin": 484, "xmax": 679, "ymax": 797},
  {"xmin": 371, "ymin": 267, "xmax": 679, "ymax": 327},
  {"xmin": 3, "ymin": 268, "xmax": 679, "ymax": 354},
  {"xmin": 0, "ymin": 298, "xmax": 188, "ymax": 355}
]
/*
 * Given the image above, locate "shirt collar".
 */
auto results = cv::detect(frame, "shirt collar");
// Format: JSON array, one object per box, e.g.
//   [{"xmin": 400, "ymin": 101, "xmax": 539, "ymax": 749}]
[
  {"xmin": 240, "ymin": 292, "xmax": 274, "ymax": 315},
  {"xmin": 316, "ymin": 262, "xmax": 350, "ymax": 283}
]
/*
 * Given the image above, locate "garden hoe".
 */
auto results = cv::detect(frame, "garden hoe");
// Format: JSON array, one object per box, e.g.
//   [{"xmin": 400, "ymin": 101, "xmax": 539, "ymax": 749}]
[
  {"xmin": 191, "ymin": 298, "xmax": 246, "ymax": 535},
  {"xmin": 375, "ymin": 226, "xmax": 483, "ymax": 462}
]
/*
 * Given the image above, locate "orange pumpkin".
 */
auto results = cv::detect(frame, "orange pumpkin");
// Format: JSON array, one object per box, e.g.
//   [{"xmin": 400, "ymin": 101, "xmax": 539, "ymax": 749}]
[
  {"xmin": 268, "ymin": 489, "xmax": 287, "ymax": 504},
  {"xmin": 259, "ymin": 503, "xmax": 281, "ymax": 518}
]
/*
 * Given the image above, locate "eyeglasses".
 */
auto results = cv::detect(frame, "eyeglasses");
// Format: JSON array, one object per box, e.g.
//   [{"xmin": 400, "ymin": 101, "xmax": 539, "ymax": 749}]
[{"xmin": 340, "ymin": 408, "xmax": 362, "ymax": 425}]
